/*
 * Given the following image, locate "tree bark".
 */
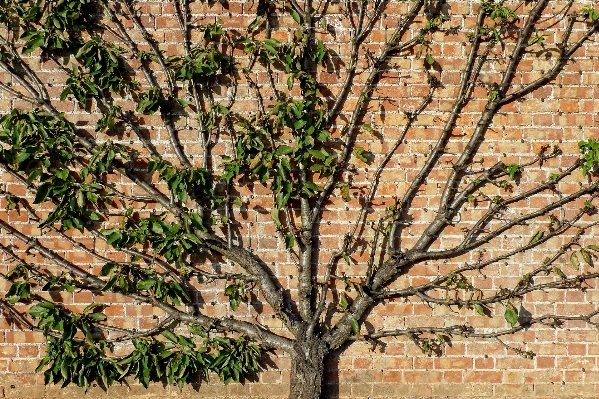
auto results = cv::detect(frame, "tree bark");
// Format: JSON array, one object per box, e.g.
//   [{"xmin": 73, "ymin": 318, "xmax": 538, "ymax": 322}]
[{"xmin": 288, "ymin": 339, "xmax": 327, "ymax": 399}]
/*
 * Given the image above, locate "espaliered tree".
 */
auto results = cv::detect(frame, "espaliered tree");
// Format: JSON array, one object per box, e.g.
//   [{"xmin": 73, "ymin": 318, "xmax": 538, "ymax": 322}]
[{"xmin": 0, "ymin": 0, "xmax": 599, "ymax": 398}]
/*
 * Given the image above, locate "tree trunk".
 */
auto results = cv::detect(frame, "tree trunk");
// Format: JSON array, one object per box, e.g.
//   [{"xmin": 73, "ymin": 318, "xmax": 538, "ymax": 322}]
[{"xmin": 288, "ymin": 339, "xmax": 327, "ymax": 399}]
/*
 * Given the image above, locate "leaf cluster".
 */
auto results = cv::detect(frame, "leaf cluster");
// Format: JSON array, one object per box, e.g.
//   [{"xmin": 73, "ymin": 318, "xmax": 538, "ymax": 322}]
[
  {"xmin": 579, "ymin": 139, "xmax": 599, "ymax": 176},
  {"xmin": 0, "ymin": 109, "xmax": 74, "ymax": 181},
  {"xmin": 28, "ymin": 301, "xmax": 260, "ymax": 391},
  {"xmin": 62, "ymin": 38, "xmax": 133, "ymax": 106},
  {"xmin": 101, "ymin": 213, "xmax": 203, "ymax": 264},
  {"xmin": 224, "ymin": 280, "xmax": 246, "ymax": 311},
  {"xmin": 16, "ymin": 0, "xmax": 97, "ymax": 54},
  {"xmin": 99, "ymin": 262, "xmax": 190, "ymax": 305},
  {"xmin": 166, "ymin": 23, "xmax": 226, "ymax": 82},
  {"xmin": 148, "ymin": 157, "xmax": 213, "ymax": 207}
]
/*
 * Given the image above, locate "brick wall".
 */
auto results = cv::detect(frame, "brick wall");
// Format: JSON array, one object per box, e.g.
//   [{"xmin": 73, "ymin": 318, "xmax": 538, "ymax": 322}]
[{"xmin": 1, "ymin": 0, "xmax": 599, "ymax": 398}]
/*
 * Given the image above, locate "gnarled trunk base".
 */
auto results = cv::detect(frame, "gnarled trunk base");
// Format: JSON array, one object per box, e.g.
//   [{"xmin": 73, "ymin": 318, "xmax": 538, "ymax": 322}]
[{"xmin": 288, "ymin": 339, "xmax": 327, "ymax": 399}]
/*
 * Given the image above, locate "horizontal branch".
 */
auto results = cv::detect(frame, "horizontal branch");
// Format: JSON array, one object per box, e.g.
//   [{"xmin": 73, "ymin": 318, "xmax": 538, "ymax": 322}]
[
  {"xmin": 376, "ymin": 213, "xmax": 599, "ymax": 300},
  {"xmin": 422, "ymin": 185, "xmax": 598, "ymax": 261},
  {"xmin": 0, "ymin": 225, "xmax": 296, "ymax": 353},
  {"xmin": 364, "ymin": 310, "xmax": 599, "ymax": 343}
]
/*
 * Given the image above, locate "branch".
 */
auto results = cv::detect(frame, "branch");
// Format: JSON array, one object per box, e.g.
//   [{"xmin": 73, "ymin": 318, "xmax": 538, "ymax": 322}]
[
  {"xmin": 194, "ymin": 229, "xmax": 299, "ymax": 333},
  {"xmin": 308, "ymin": 78, "xmax": 437, "ymax": 336},
  {"xmin": 314, "ymin": 1, "xmax": 425, "ymax": 225},
  {"xmin": 376, "ymin": 206, "xmax": 599, "ymax": 300},
  {"xmin": 363, "ymin": 309, "xmax": 599, "ymax": 348},
  {"xmin": 0, "ymin": 219, "xmax": 105, "ymax": 288},
  {"xmin": 0, "ymin": 224, "xmax": 296, "ymax": 353},
  {"xmin": 389, "ymin": 5, "xmax": 488, "ymax": 251},
  {"xmin": 111, "ymin": 1, "xmax": 191, "ymax": 168},
  {"xmin": 499, "ymin": 16, "xmax": 599, "ymax": 106}
]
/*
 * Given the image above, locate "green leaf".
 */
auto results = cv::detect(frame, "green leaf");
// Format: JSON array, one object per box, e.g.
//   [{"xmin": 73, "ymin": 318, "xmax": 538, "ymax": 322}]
[
  {"xmin": 161, "ymin": 329, "xmax": 178, "ymax": 343},
  {"xmin": 106, "ymin": 231, "xmax": 122, "ymax": 246},
  {"xmin": 473, "ymin": 303, "xmax": 486, "ymax": 317},
  {"xmin": 361, "ymin": 124, "xmax": 373, "ymax": 132},
  {"xmin": 293, "ymin": 119, "xmax": 307, "ymax": 130},
  {"xmin": 504, "ymin": 301, "xmax": 518, "ymax": 327},
  {"xmin": 316, "ymin": 130, "xmax": 329, "ymax": 142},
  {"xmin": 284, "ymin": 234, "xmax": 294, "ymax": 249},
  {"xmin": 353, "ymin": 146, "xmax": 368, "ymax": 163},
  {"xmin": 581, "ymin": 249, "xmax": 592, "ymax": 266},
  {"xmin": 151, "ymin": 222, "xmax": 164, "ymax": 234},
  {"xmin": 23, "ymin": 34, "xmax": 45, "ymax": 54},
  {"xmin": 425, "ymin": 53, "xmax": 435, "ymax": 65},
  {"xmin": 54, "ymin": 168, "xmax": 69, "ymax": 180},
  {"xmin": 570, "ymin": 253, "xmax": 580, "ymax": 270},
  {"xmin": 263, "ymin": 43, "xmax": 277, "ymax": 55},
  {"xmin": 582, "ymin": 7, "xmax": 599, "ymax": 21},
  {"xmin": 87, "ymin": 312, "xmax": 107, "ymax": 321},
  {"xmin": 188, "ymin": 324, "xmax": 205, "ymax": 336},
  {"xmin": 587, "ymin": 245, "xmax": 599, "ymax": 252},
  {"xmin": 29, "ymin": 302, "xmax": 54, "ymax": 318},
  {"xmin": 287, "ymin": 7, "xmax": 301, "ymax": 24},
  {"xmin": 189, "ymin": 212, "xmax": 204, "ymax": 229},
  {"xmin": 528, "ymin": 230, "xmax": 544, "ymax": 245},
  {"xmin": 229, "ymin": 298, "xmax": 239, "ymax": 311},
  {"xmin": 262, "ymin": 38, "xmax": 281, "ymax": 56},
  {"xmin": 15, "ymin": 150, "xmax": 33, "ymax": 164},
  {"xmin": 247, "ymin": 16, "xmax": 263, "ymax": 31},
  {"xmin": 34, "ymin": 183, "xmax": 52, "ymax": 204},
  {"xmin": 303, "ymin": 181, "xmax": 322, "ymax": 192},
  {"xmin": 350, "ymin": 318, "xmax": 360, "ymax": 336},
  {"xmin": 169, "ymin": 281, "xmax": 190, "ymax": 302},
  {"xmin": 100, "ymin": 262, "xmax": 118, "ymax": 276},
  {"xmin": 339, "ymin": 183, "xmax": 351, "ymax": 202},
  {"xmin": 342, "ymin": 253, "xmax": 351, "ymax": 265},
  {"xmin": 308, "ymin": 149, "xmax": 326, "ymax": 160},
  {"xmin": 35, "ymin": 357, "xmax": 51, "ymax": 373},
  {"xmin": 86, "ymin": 211, "xmax": 100, "ymax": 221},
  {"xmin": 339, "ymin": 293, "xmax": 348, "ymax": 310},
  {"xmin": 548, "ymin": 172, "xmax": 559, "ymax": 182},
  {"xmin": 553, "ymin": 266, "xmax": 566, "ymax": 279},
  {"xmin": 271, "ymin": 208, "xmax": 282, "ymax": 229},
  {"xmin": 83, "ymin": 302, "xmax": 102, "ymax": 313},
  {"xmin": 504, "ymin": 163, "xmax": 520, "ymax": 180},
  {"xmin": 102, "ymin": 276, "xmax": 118, "ymax": 292},
  {"xmin": 137, "ymin": 279, "xmax": 156, "ymax": 290},
  {"xmin": 26, "ymin": 168, "xmax": 42, "ymax": 184},
  {"xmin": 275, "ymin": 145, "xmax": 294, "ymax": 156},
  {"xmin": 263, "ymin": 38, "xmax": 281, "ymax": 49}
]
